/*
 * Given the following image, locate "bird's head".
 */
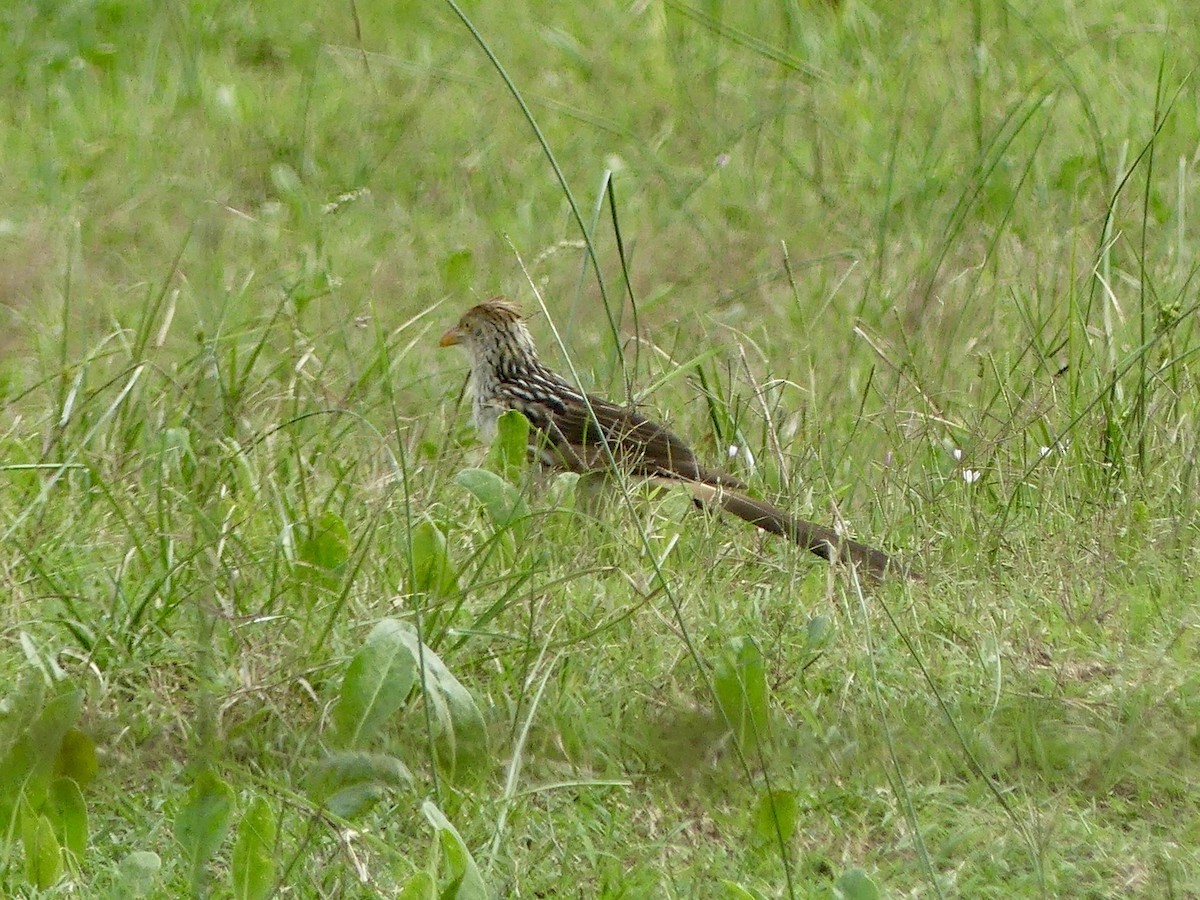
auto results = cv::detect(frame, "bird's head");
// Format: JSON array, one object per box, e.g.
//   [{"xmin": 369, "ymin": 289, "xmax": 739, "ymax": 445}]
[{"xmin": 439, "ymin": 297, "xmax": 539, "ymax": 363}]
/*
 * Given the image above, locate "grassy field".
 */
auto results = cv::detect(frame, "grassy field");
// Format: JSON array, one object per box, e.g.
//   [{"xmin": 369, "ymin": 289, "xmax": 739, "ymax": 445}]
[{"xmin": 2, "ymin": 0, "xmax": 1199, "ymax": 896}]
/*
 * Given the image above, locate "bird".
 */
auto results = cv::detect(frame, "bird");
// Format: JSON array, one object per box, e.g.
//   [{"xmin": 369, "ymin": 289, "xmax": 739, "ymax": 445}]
[{"xmin": 439, "ymin": 298, "xmax": 916, "ymax": 580}]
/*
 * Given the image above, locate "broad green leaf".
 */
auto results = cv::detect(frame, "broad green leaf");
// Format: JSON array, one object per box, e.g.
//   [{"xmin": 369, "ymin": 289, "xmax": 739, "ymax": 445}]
[
  {"xmin": 487, "ymin": 409, "xmax": 530, "ymax": 484},
  {"xmin": 299, "ymin": 510, "xmax": 351, "ymax": 571},
  {"xmin": 116, "ymin": 850, "xmax": 162, "ymax": 898},
  {"xmin": 546, "ymin": 471, "xmax": 580, "ymax": 509},
  {"xmin": 1, "ymin": 742, "xmax": 39, "ymax": 825},
  {"xmin": 175, "ymin": 770, "xmax": 236, "ymax": 896},
  {"xmin": 751, "ymin": 789, "xmax": 797, "ymax": 848},
  {"xmin": 390, "ymin": 623, "xmax": 488, "ymax": 774},
  {"xmin": 424, "ymin": 678, "xmax": 488, "ymax": 776},
  {"xmin": 307, "ymin": 751, "xmax": 412, "ymax": 819},
  {"xmin": 0, "ymin": 672, "xmax": 49, "ymax": 829},
  {"xmin": 713, "ymin": 637, "xmax": 769, "ymax": 750},
  {"xmin": 323, "ymin": 783, "xmax": 382, "ymax": 820},
  {"xmin": 333, "ymin": 619, "xmax": 419, "ymax": 748},
  {"xmin": 232, "ymin": 796, "xmax": 276, "ymax": 900},
  {"xmin": 22, "ymin": 810, "xmax": 62, "ymax": 889},
  {"xmin": 410, "ymin": 519, "xmax": 458, "ymax": 597},
  {"xmin": 835, "ymin": 867, "xmax": 881, "ymax": 900},
  {"xmin": 422, "ymin": 801, "xmax": 489, "ymax": 900},
  {"xmin": 453, "ymin": 468, "xmax": 529, "ymax": 537},
  {"xmin": 0, "ymin": 668, "xmax": 46, "ymax": 759},
  {"xmin": 398, "ymin": 870, "xmax": 437, "ymax": 899},
  {"xmin": 1, "ymin": 688, "xmax": 84, "ymax": 821},
  {"xmin": 55, "ymin": 728, "xmax": 99, "ymax": 786},
  {"xmin": 30, "ymin": 690, "xmax": 84, "ymax": 767},
  {"xmin": 48, "ymin": 777, "xmax": 88, "ymax": 860}
]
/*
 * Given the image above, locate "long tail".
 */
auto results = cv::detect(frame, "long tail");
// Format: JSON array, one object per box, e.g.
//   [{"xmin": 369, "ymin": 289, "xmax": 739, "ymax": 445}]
[{"xmin": 669, "ymin": 479, "xmax": 918, "ymax": 581}]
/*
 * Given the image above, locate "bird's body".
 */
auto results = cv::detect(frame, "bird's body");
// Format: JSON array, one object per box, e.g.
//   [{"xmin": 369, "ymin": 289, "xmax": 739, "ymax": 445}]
[{"xmin": 441, "ymin": 298, "xmax": 914, "ymax": 580}]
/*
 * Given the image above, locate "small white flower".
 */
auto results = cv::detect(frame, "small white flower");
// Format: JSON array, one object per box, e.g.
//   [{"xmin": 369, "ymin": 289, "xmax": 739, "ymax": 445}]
[
  {"xmin": 1039, "ymin": 441, "xmax": 1070, "ymax": 458},
  {"xmin": 962, "ymin": 469, "xmax": 981, "ymax": 484},
  {"xmin": 952, "ymin": 447, "xmax": 963, "ymax": 461},
  {"xmin": 727, "ymin": 444, "xmax": 754, "ymax": 468}
]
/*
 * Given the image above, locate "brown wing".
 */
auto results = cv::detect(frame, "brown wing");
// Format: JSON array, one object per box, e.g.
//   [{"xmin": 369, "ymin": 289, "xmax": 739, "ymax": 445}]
[{"xmin": 519, "ymin": 389, "xmax": 744, "ymax": 489}]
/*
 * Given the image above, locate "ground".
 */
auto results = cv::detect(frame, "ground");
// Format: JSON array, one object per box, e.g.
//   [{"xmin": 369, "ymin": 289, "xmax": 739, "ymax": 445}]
[{"xmin": 1, "ymin": 1, "xmax": 1198, "ymax": 896}]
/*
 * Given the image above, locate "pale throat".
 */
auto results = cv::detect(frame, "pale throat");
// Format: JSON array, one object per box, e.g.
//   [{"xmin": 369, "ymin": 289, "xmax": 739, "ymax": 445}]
[
  {"xmin": 466, "ymin": 358, "xmax": 503, "ymax": 442},
  {"xmin": 465, "ymin": 325, "xmax": 538, "ymax": 443}
]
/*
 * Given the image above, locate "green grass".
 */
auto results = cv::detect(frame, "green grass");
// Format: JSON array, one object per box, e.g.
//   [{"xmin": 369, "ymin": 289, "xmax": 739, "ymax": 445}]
[{"xmin": 2, "ymin": 0, "xmax": 1199, "ymax": 895}]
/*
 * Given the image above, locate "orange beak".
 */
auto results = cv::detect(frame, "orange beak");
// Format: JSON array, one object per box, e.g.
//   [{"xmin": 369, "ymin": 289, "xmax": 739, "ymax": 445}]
[{"xmin": 438, "ymin": 326, "xmax": 462, "ymax": 348}]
